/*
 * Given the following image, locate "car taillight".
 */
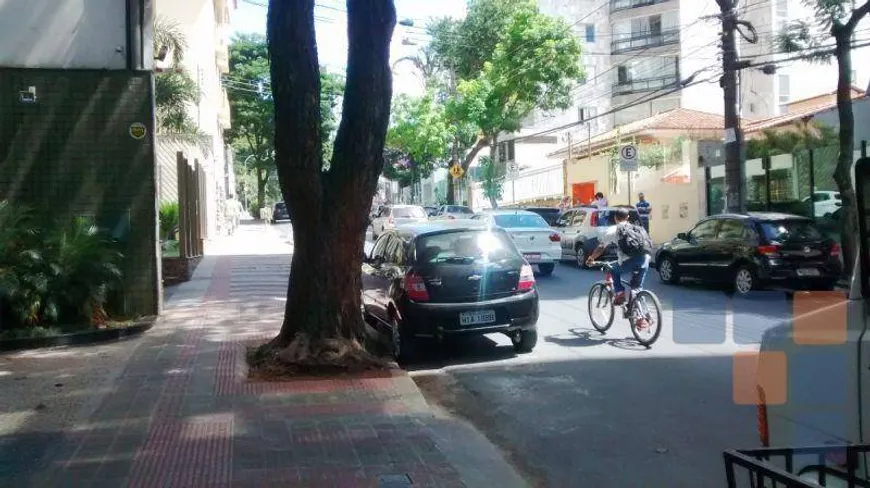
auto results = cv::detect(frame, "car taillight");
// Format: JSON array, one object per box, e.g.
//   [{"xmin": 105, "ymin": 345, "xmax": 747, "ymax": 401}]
[
  {"xmin": 404, "ymin": 272, "xmax": 429, "ymax": 301},
  {"xmin": 549, "ymin": 233, "xmax": 561, "ymax": 242},
  {"xmin": 757, "ymin": 385, "xmax": 769, "ymax": 447},
  {"xmin": 757, "ymin": 244, "xmax": 781, "ymax": 256},
  {"xmin": 830, "ymin": 243, "xmax": 841, "ymax": 257},
  {"xmin": 589, "ymin": 212, "xmax": 598, "ymax": 226},
  {"xmin": 517, "ymin": 264, "xmax": 536, "ymax": 292}
]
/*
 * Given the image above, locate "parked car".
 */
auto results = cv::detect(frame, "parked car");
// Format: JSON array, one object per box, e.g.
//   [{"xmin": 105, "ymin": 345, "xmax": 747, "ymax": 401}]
[
  {"xmin": 553, "ymin": 205, "xmax": 642, "ymax": 268},
  {"xmin": 272, "ymin": 202, "xmax": 290, "ymax": 223},
  {"xmin": 471, "ymin": 209, "xmax": 561, "ymax": 276},
  {"xmin": 654, "ymin": 212, "xmax": 842, "ymax": 294},
  {"xmin": 361, "ymin": 221, "xmax": 539, "ymax": 363},
  {"xmin": 432, "ymin": 205, "xmax": 475, "ymax": 220},
  {"xmin": 802, "ymin": 190, "xmax": 842, "ymax": 217},
  {"xmin": 424, "ymin": 206, "xmax": 439, "ymax": 217},
  {"xmin": 524, "ymin": 207, "xmax": 563, "ymax": 226},
  {"xmin": 370, "ymin": 204, "xmax": 428, "ymax": 240}
]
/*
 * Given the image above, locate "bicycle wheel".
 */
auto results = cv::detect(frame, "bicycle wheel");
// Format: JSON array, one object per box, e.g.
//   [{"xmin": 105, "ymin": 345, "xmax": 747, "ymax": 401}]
[
  {"xmin": 587, "ymin": 282, "xmax": 615, "ymax": 333},
  {"xmin": 629, "ymin": 290, "xmax": 663, "ymax": 347}
]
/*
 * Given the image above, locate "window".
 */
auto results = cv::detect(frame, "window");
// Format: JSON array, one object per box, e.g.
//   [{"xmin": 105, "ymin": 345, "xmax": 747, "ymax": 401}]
[
  {"xmin": 507, "ymin": 140, "xmax": 515, "ymax": 161},
  {"xmin": 618, "ymin": 66, "xmax": 630, "ymax": 84},
  {"xmin": 716, "ymin": 219, "xmax": 747, "ymax": 240},
  {"xmin": 555, "ymin": 211, "xmax": 574, "ymax": 227},
  {"xmin": 572, "ymin": 211, "xmax": 587, "ymax": 226},
  {"xmin": 498, "ymin": 142, "xmax": 506, "ymax": 161},
  {"xmin": 579, "ymin": 107, "xmax": 598, "ymax": 122},
  {"xmin": 812, "ymin": 193, "xmax": 830, "ymax": 202},
  {"xmin": 775, "ymin": 0, "xmax": 788, "ymax": 19},
  {"xmin": 778, "ymin": 74, "xmax": 790, "ymax": 104},
  {"xmin": 415, "ymin": 230, "xmax": 516, "ymax": 264},
  {"xmin": 759, "ymin": 220, "xmax": 823, "ymax": 243},
  {"xmin": 393, "ymin": 206, "xmax": 427, "ymax": 218},
  {"xmin": 446, "ymin": 206, "xmax": 473, "ymax": 214},
  {"xmin": 691, "ymin": 219, "xmax": 720, "ymax": 239},
  {"xmin": 493, "ymin": 213, "xmax": 550, "ymax": 229},
  {"xmin": 585, "ymin": 24, "xmax": 595, "ymax": 43}
]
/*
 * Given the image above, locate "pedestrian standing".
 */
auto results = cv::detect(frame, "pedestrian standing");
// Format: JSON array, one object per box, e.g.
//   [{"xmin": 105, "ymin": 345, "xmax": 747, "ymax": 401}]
[
  {"xmin": 559, "ymin": 195, "xmax": 571, "ymax": 212},
  {"xmin": 636, "ymin": 192, "xmax": 651, "ymax": 232},
  {"xmin": 593, "ymin": 192, "xmax": 608, "ymax": 208}
]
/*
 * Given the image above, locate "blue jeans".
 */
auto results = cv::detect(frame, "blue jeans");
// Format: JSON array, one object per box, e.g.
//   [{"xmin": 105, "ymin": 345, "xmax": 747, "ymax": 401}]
[{"xmin": 612, "ymin": 254, "xmax": 650, "ymax": 295}]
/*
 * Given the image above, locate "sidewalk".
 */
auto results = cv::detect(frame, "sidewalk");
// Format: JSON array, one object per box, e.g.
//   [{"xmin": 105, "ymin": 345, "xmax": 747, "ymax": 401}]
[{"xmin": 12, "ymin": 223, "xmax": 527, "ymax": 488}]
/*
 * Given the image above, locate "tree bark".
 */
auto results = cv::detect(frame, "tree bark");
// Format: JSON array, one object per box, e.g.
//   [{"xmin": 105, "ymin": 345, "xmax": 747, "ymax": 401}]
[
  {"xmin": 257, "ymin": 167, "xmax": 267, "ymax": 210},
  {"xmin": 833, "ymin": 28, "xmax": 858, "ymax": 279},
  {"xmin": 266, "ymin": 0, "xmax": 396, "ymax": 366},
  {"xmin": 489, "ymin": 137, "xmax": 499, "ymax": 209}
]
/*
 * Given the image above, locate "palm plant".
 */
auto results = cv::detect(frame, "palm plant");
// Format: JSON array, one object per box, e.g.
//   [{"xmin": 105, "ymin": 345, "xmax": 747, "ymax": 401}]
[
  {"xmin": 0, "ymin": 201, "xmax": 43, "ymax": 326},
  {"xmin": 153, "ymin": 16, "xmax": 201, "ymax": 135}
]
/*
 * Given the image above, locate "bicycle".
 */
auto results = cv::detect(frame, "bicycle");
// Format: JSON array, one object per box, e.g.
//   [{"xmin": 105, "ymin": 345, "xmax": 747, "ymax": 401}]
[{"xmin": 587, "ymin": 260, "xmax": 663, "ymax": 347}]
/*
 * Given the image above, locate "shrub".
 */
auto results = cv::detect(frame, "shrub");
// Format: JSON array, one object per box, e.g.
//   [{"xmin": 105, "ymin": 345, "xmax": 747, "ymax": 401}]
[
  {"xmin": 159, "ymin": 202, "xmax": 180, "ymax": 241},
  {"xmin": 0, "ymin": 201, "xmax": 124, "ymax": 332}
]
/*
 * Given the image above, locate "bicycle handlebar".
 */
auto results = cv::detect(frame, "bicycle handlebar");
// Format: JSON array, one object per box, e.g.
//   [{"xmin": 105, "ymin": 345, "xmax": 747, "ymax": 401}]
[{"xmin": 589, "ymin": 260, "xmax": 618, "ymax": 269}]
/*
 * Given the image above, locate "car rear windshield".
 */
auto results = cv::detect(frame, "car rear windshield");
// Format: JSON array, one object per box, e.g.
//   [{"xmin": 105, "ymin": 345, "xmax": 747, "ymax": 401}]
[
  {"xmin": 275, "ymin": 203, "xmax": 286, "ymax": 210},
  {"xmin": 446, "ymin": 206, "xmax": 473, "ymax": 214},
  {"xmin": 393, "ymin": 206, "xmax": 427, "ymax": 218},
  {"xmin": 759, "ymin": 220, "xmax": 823, "ymax": 242},
  {"xmin": 492, "ymin": 214, "xmax": 550, "ymax": 228},
  {"xmin": 416, "ymin": 230, "xmax": 518, "ymax": 264}
]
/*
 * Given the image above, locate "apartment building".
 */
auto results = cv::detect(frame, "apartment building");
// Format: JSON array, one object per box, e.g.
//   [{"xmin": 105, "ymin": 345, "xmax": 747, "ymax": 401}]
[{"xmin": 155, "ymin": 0, "xmax": 235, "ymax": 238}]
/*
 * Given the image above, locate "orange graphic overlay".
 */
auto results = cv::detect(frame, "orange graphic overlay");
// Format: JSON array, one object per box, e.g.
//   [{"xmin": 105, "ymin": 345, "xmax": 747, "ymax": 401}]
[
  {"xmin": 793, "ymin": 291, "xmax": 848, "ymax": 346},
  {"xmin": 733, "ymin": 351, "xmax": 787, "ymax": 406}
]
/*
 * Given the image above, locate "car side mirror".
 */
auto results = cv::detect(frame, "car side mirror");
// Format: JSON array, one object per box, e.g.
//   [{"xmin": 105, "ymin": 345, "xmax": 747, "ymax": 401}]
[{"xmin": 677, "ymin": 232, "xmax": 689, "ymax": 241}]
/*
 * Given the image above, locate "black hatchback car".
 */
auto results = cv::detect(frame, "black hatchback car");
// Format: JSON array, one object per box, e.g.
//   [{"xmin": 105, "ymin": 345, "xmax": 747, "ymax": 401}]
[
  {"xmin": 361, "ymin": 222, "xmax": 540, "ymax": 363},
  {"xmin": 654, "ymin": 213, "xmax": 842, "ymax": 294}
]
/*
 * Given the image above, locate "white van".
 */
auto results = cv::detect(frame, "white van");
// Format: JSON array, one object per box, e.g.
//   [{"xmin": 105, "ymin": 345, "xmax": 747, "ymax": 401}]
[{"xmin": 738, "ymin": 158, "xmax": 870, "ymax": 486}]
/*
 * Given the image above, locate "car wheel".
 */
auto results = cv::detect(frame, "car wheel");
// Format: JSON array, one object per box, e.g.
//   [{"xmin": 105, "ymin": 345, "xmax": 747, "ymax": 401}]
[
  {"xmin": 511, "ymin": 329, "xmax": 537, "ymax": 353},
  {"xmin": 657, "ymin": 256, "xmax": 680, "ymax": 284},
  {"xmin": 391, "ymin": 315, "xmax": 416, "ymax": 365},
  {"xmin": 733, "ymin": 265, "xmax": 756, "ymax": 295},
  {"xmin": 538, "ymin": 263, "xmax": 555, "ymax": 276},
  {"xmin": 575, "ymin": 244, "xmax": 587, "ymax": 268}
]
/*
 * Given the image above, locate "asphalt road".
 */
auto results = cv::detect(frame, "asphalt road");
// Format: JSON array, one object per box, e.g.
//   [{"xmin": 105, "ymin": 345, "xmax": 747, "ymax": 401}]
[{"xmin": 275, "ymin": 221, "xmax": 783, "ymax": 487}]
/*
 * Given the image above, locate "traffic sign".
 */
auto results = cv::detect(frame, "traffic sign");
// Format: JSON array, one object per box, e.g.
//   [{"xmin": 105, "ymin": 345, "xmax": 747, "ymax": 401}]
[
  {"xmin": 619, "ymin": 144, "xmax": 638, "ymax": 172},
  {"xmin": 450, "ymin": 164, "xmax": 465, "ymax": 179}
]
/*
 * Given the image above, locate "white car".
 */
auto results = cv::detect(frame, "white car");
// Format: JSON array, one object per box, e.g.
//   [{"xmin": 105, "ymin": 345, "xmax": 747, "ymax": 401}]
[
  {"xmin": 471, "ymin": 209, "xmax": 561, "ymax": 276},
  {"xmin": 431, "ymin": 205, "xmax": 476, "ymax": 221},
  {"xmin": 802, "ymin": 190, "xmax": 841, "ymax": 217},
  {"xmin": 370, "ymin": 204, "xmax": 428, "ymax": 239}
]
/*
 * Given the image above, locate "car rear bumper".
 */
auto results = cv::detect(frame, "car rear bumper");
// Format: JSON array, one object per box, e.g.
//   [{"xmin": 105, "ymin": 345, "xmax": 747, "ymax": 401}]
[
  {"xmin": 758, "ymin": 261, "xmax": 842, "ymax": 283},
  {"xmin": 403, "ymin": 290, "xmax": 539, "ymax": 337}
]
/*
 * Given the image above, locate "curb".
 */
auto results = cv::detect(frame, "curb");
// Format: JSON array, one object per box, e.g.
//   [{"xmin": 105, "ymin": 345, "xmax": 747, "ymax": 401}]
[{"xmin": 0, "ymin": 316, "xmax": 157, "ymax": 352}]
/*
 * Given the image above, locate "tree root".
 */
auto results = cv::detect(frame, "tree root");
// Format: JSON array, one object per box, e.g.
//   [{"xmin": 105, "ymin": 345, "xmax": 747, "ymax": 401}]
[{"xmin": 248, "ymin": 333, "xmax": 394, "ymax": 379}]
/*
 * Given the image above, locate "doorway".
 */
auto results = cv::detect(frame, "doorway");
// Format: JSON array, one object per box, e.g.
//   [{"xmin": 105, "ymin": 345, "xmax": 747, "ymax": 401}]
[{"xmin": 572, "ymin": 182, "xmax": 596, "ymax": 206}]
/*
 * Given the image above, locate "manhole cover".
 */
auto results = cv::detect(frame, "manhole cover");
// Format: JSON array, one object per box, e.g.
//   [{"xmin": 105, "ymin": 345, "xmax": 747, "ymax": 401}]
[{"xmin": 378, "ymin": 474, "xmax": 413, "ymax": 487}]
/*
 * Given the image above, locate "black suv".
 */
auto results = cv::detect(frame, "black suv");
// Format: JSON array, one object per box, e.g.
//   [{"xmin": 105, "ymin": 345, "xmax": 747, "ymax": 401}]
[
  {"xmin": 272, "ymin": 202, "xmax": 290, "ymax": 223},
  {"xmin": 654, "ymin": 213, "xmax": 842, "ymax": 294},
  {"xmin": 524, "ymin": 207, "xmax": 562, "ymax": 226},
  {"xmin": 362, "ymin": 222, "xmax": 539, "ymax": 363}
]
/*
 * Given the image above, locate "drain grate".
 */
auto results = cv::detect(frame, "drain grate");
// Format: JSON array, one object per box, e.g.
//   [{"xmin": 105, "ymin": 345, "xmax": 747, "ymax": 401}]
[{"xmin": 378, "ymin": 474, "xmax": 413, "ymax": 487}]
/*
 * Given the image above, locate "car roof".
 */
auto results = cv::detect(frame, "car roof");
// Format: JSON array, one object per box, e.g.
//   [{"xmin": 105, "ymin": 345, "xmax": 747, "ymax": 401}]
[
  {"xmin": 705, "ymin": 212, "xmax": 813, "ymax": 222},
  {"xmin": 395, "ymin": 220, "xmax": 491, "ymax": 239},
  {"xmin": 524, "ymin": 207, "xmax": 560, "ymax": 211},
  {"xmin": 479, "ymin": 209, "xmax": 540, "ymax": 216},
  {"xmin": 389, "ymin": 204, "xmax": 422, "ymax": 208}
]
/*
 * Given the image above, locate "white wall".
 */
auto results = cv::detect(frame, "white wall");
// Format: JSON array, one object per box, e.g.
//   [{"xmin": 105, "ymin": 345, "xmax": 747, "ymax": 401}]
[
  {"xmin": 677, "ymin": 0, "xmax": 723, "ymax": 116},
  {"xmin": 0, "ymin": 0, "xmax": 127, "ymax": 69}
]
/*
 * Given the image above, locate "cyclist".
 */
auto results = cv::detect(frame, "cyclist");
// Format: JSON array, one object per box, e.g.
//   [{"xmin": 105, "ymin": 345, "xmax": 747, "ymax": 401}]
[{"xmin": 586, "ymin": 207, "xmax": 653, "ymax": 310}]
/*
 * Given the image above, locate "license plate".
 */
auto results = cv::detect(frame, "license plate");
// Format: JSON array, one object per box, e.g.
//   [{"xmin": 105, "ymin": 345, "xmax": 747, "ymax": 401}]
[
  {"xmin": 524, "ymin": 253, "xmax": 541, "ymax": 261},
  {"xmin": 797, "ymin": 268, "xmax": 821, "ymax": 277},
  {"xmin": 459, "ymin": 309, "xmax": 496, "ymax": 326}
]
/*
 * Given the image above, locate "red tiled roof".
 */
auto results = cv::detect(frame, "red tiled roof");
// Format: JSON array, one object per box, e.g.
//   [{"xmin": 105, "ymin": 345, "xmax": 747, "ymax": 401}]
[
  {"xmin": 548, "ymin": 108, "xmax": 724, "ymax": 158},
  {"xmin": 744, "ymin": 90, "xmax": 867, "ymax": 134}
]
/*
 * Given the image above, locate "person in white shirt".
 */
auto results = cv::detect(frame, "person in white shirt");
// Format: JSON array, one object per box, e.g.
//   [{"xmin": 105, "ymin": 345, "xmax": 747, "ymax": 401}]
[
  {"xmin": 593, "ymin": 192, "xmax": 608, "ymax": 208},
  {"xmin": 585, "ymin": 208, "xmax": 651, "ymax": 324}
]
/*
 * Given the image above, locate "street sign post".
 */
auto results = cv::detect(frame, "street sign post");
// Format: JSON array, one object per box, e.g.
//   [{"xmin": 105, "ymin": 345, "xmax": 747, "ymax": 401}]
[
  {"xmin": 619, "ymin": 144, "xmax": 638, "ymax": 172},
  {"xmin": 619, "ymin": 144, "xmax": 638, "ymax": 206}
]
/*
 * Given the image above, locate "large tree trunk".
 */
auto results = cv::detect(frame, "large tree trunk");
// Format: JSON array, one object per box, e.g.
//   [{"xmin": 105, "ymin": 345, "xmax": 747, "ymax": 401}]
[
  {"xmin": 257, "ymin": 168, "xmax": 267, "ymax": 210},
  {"xmin": 488, "ymin": 139, "xmax": 499, "ymax": 209},
  {"xmin": 833, "ymin": 29, "xmax": 859, "ymax": 279},
  {"xmin": 265, "ymin": 0, "xmax": 395, "ymax": 367}
]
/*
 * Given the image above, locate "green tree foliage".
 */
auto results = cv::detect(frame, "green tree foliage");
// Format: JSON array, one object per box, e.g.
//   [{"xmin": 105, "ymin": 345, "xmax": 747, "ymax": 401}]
[
  {"xmin": 432, "ymin": 0, "xmax": 585, "ymax": 170},
  {"xmin": 153, "ymin": 17, "xmax": 200, "ymax": 135},
  {"xmin": 746, "ymin": 123, "xmax": 839, "ymax": 159},
  {"xmin": 226, "ymin": 33, "xmax": 344, "ymax": 209},
  {"xmin": 384, "ymin": 92, "xmax": 453, "ymax": 195},
  {"xmin": 777, "ymin": 0, "xmax": 870, "ymax": 274},
  {"xmin": 476, "ymin": 156, "xmax": 504, "ymax": 208}
]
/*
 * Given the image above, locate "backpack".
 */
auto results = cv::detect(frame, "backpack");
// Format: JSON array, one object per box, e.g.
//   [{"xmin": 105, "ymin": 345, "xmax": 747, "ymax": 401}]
[{"xmin": 617, "ymin": 223, "xmax": 653, "ymax": 258}]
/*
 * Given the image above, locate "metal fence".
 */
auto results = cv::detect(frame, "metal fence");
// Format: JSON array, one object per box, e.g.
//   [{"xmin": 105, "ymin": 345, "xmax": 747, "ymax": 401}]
[
  {"xmin": 611, "ymin": 28, "xmax": 680, "ymax": 54},
  {"xmin": 724, "ymin": 444, "xmax": 870, "ymax": 487}
]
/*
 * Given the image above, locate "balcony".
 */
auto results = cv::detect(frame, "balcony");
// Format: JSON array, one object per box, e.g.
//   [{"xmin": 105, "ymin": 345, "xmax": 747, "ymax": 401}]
[
  {"xmin": 610, "ymin": 0, "xmax": 673, "ymax": 14},
  {"xmin": 611, "ymin": 28, "xmax": 680, "ymax": 55},
  {"xmin": 218, "ymin": 88, "xmax": 232, "ymax": 130},
  {"xmin": 612, "ymin": 73, "xmax": 679, "ymax": 96}
]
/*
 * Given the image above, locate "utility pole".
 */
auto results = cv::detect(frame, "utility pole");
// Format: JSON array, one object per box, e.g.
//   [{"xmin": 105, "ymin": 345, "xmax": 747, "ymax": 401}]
[{"xmin": 717, "ymin": 0, "xmax": 744, "ymax": 213}]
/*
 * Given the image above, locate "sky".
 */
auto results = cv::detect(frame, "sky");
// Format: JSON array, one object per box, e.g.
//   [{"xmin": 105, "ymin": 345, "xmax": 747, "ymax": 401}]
[{"xmin": 230, "ymin": 0, "xmax": 467, "ymax": 95}]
